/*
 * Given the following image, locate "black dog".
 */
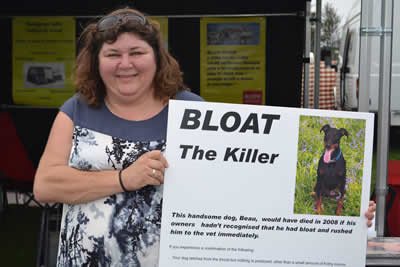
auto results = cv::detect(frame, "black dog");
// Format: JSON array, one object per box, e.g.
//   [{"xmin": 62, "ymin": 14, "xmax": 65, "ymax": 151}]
[{"xmin": 314, "ymin": 124, "xmax": 348, "ymax": 215}]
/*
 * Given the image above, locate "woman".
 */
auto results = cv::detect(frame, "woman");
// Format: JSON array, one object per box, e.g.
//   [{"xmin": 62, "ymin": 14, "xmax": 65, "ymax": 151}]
[
  {"xmin": 33, "ymin": 8, "xmax": 203, "ymax": 266},
  {"xmin": 34, "ymin": 7, "xmax": 376, "ymax": 267}
]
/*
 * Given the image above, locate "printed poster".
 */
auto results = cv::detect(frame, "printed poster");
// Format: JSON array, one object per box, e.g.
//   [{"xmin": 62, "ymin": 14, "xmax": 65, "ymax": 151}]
[
  {"xmin": 200, "ymin": 17, "xmax": 266, "ymax": 105},
  {"xmin": 151, "ymin": 17, "xmax": 168, "ymax": 48},
  {"xmin": 159, "ymin": 100, "xmax": 374, "ymax": 267},
  {"xmin": 12, "ymin": 17, "xmax": 76, "ymax": 107}
]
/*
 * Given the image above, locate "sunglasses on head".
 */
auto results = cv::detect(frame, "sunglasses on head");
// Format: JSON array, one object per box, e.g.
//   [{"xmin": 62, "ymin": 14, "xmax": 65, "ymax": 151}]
[{"xmin": 97, "ymin": 13, "xmax": 148, "ymax": 32}]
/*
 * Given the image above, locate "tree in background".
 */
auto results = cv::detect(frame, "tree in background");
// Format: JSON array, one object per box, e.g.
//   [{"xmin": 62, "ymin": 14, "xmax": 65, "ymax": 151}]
[{"xmin": 321, "ymin": 2, "xmax": 341, "ymax": 48}]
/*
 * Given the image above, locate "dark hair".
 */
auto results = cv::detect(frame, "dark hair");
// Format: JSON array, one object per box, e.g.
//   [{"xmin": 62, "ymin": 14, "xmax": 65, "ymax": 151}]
[{"xmin": 74, "ymin": 8, "xmax": 188, "ymax": 107}]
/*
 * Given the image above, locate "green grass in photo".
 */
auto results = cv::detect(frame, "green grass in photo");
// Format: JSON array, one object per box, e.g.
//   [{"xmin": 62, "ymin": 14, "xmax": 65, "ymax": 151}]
[{"xmin": 294, "ymin": 116, "xmax": 366, "ymax": 216}]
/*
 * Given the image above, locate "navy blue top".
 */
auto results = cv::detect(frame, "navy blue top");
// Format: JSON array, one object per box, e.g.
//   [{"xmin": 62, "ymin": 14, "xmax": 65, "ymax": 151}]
[
  {"xmin": 56, "ymin": 90, "xmax": 203, "ymax": 266},
  {"xmin": 60, "ymin": 90, "xmax": 204, "ymax": 142}
]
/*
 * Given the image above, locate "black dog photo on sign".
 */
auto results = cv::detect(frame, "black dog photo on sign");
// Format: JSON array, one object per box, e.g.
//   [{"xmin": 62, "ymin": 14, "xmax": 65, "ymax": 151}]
[{"xmin": 294, "ymin": 116, "xmax": 367, "ymax": 216}]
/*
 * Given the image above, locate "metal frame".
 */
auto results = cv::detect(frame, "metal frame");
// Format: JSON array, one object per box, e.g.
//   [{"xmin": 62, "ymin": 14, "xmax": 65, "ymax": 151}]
[
  {"xmin": 303, "ymin": 0, "xmax": 321, "ymax": 109},
  {"xmin": 303, "ymin": 0, "xmax": 312, "ymax": 108},
  {"xmin": 375, "ymin": 0, "xmax": 393, "ymax": 237},
  {"xmin": 313, "ymin": 0, "xmax": 322, "ymax": 109},
  {"xmin": 5, "ymin": 13, "xmax": 299, "ymax": 19},
  {"xmin": 359, "ymin": 0, "xmax": 374, "ymax": 113},
  {"xmin": 359, "ymin": 0, "xmax": 393, "ymax": 237}
]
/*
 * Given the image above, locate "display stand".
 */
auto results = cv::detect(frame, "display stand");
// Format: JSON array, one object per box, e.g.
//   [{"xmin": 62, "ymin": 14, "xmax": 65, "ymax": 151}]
[{"xmin": 367, "ymin": 237, "xmax": 400, "ymax": 266}]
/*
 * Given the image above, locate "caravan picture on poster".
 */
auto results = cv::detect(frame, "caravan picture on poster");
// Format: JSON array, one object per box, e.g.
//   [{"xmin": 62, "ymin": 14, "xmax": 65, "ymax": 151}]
[
  {"xmin": 207, "ymin": 22, "xmax": 260, "ymax": 45},
  {"xmin": 294, "ymin": 116, "xmax": 366, "ymax": 216},
  {"xmin": 23, "ymin": 62, "xmax": 65, "ymax": 89}
]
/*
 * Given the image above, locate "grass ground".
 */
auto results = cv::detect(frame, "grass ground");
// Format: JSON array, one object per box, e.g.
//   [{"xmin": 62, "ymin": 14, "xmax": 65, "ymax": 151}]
[{"xmin": 0, "ymin": 204, "xmax": 41, "ymax": 266}]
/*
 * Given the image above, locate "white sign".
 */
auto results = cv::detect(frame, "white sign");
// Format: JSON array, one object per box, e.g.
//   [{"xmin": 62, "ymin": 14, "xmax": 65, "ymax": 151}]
[{"xmin": 159, "ymin": 100, "xmax": 374, "ymax": 267}]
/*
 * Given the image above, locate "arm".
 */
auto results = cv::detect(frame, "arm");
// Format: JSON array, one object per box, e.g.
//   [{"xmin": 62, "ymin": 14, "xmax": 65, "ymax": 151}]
[{"xmin": 33, "ymin": 111, "xmax": 168, "ymax": 205}]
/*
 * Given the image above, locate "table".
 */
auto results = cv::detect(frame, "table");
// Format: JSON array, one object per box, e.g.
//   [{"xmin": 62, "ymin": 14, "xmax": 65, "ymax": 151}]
[{"xmin": 366, "ymin": 237, "xmax": 400, "ymax": 266}]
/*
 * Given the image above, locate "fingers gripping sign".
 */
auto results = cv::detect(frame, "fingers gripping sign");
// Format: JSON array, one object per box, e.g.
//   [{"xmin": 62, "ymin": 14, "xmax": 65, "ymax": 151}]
[
  {"xmin": 365, "ymin": 200, "xmax": 376, "ymax": 227},
  {"xmin": 119, "ymin": 150, "xmax": 169, "ymax": 192}
]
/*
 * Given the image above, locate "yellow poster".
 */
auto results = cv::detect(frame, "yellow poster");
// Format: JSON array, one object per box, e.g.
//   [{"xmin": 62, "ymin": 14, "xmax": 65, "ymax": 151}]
[
  {"xmin": 151, "ymin": 17, "xmax": 168, "ymax": 48},
  {"xmin": 200, "ymin": 17, "xmax": 266, "ymax": 104},
  {"xmin": 12, "ymin": 17, "xmax": 76, "ymax": 107}
]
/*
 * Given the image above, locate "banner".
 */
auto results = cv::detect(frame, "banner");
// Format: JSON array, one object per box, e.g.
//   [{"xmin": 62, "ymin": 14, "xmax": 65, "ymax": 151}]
[
  {"xmin": 12, "ymin": 17, "xmax": 75, "ymax": 107},
  {"xmin": 159, "ymin": 100, "xmax": 374, "ymax": 267},
  {"xmin": 151, "ymin": 17, "xmax": 168, "ymax": 48},
  {"xmin": 200, "ymin": 17, "xmax": 266, "ymax": 104}
]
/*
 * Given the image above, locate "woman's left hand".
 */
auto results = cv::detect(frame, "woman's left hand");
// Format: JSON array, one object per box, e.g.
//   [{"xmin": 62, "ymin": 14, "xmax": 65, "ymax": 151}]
[{"xmin": 365, "ymin": 200, "xmax": 376, "ymax": 227}]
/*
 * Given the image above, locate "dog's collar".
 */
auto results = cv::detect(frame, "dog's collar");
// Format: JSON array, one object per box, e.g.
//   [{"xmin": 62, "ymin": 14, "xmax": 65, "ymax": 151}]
[{"xmin": 335, "ymin": 148, "xmax": 342, "ymax": 161}]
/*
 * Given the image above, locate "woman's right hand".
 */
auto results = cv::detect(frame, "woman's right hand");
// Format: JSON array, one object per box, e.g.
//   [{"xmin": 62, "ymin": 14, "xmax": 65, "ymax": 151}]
[
  {"xmin": 121, "ymin": 150, "xmax": 169, "ymax": 191},
  {"xmin": 34, "ymin": 111, "xmax": 169, "ymax": 204}
]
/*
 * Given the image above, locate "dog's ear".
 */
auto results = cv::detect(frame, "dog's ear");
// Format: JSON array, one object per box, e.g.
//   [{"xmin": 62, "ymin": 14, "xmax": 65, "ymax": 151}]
[
  {"xmin": 339, "ymin": 128, "xmax": 348, "ymax": 137},
  {"xmin": 320, "ymin": 124, "xmax": 330, "ymax": 133}
]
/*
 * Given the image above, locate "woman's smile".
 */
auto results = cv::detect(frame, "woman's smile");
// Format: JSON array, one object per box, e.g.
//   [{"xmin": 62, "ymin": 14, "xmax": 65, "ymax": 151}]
[{"xmin": 116, "ymin": 73, "xmax": 139, "ymax": 79}]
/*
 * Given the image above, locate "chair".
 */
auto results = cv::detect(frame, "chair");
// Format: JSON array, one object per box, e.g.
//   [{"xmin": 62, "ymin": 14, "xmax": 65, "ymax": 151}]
[
  {"xmin": 0, "ymin": 111, "xmax": 61, "ymax": 267},
  {"xmin": 0, "ymin": 111, "xmax": 41, "ymax": 213}
]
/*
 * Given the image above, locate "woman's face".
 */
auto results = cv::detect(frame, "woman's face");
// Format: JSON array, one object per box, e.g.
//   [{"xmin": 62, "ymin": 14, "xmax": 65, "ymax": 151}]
[{"xmin": 98, "ymin": 32, "xmax": 157, "ymax": 101}]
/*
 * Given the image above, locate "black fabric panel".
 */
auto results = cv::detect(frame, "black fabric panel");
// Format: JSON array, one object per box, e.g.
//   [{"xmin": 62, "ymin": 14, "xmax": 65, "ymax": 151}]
[
  {"xmin": 1, "ymin": 1, "xmax": 306, "ymax": 16},
  {"xmin": 169, "ymin": 18, "xmax": 200, "ymax": 95},
  {"xmin": 0, "ymin": 0, "xmax": 306, "ymax": 166},
  {"xmin": 266, "ymin": 16, "xmax": 305, "ymax": 107},
  {"xmin": 0, "ymin": 19, "xmax": 12, "ymax": 105}
]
